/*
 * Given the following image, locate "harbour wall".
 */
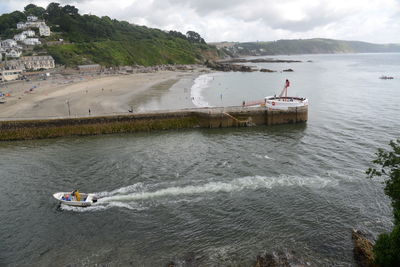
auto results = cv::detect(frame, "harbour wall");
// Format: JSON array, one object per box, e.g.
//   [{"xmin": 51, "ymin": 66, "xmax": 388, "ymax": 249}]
[{"xmin": 0, "ymin": 106, "xmax": 308, "ymax": 141}]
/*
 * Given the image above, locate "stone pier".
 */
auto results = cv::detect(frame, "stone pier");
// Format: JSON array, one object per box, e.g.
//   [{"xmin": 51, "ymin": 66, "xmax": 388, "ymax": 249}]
[{"xmin": 0, "ymin": 106, "xmax": 308, "ymax": 141}]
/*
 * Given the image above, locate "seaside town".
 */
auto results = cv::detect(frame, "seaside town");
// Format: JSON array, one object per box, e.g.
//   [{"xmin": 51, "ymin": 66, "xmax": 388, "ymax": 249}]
[
  {"xmin": 0, "ymin": 2, "xmax": 399, "ymax": 267},
  {"xmin": 0, "ymin": 15, "xmax": 55, "ymax": 82}
]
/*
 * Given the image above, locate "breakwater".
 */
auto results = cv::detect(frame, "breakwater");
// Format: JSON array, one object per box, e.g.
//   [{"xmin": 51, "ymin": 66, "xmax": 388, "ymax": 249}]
[{"xmin": 0, "ymin": 106, "xmax": 307, "ymax": 141}]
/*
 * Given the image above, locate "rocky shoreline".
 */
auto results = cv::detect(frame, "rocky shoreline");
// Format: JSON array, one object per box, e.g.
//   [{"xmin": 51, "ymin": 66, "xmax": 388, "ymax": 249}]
[
  {"xmin": 204, "ymin": 58, "xmax": 303, "ymax": 73},
  {"xmin": 218, "ymin": 58, "xmax": 302, "ymax": 64}
]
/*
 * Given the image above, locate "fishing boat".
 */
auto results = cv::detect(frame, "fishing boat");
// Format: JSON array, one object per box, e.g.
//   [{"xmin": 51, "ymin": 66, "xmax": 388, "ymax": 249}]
[
  {"xmin": 243, "ymin": 79, "xmax": 308, "ymax": 110},
  {"xmin": 53, "ymin": 191, "xmax": 98, "ymax": 207}
]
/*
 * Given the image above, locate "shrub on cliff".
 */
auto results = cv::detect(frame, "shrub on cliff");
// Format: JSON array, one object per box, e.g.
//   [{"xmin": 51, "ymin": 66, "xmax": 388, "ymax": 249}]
[{"xmin": 367, "ymin": 139, "xmax": 400, "ymax": 266}]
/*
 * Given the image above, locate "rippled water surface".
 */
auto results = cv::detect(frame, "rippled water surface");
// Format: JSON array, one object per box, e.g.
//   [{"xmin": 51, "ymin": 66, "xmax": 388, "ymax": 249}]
[{"xmin": 1, "ymin": 53, "xmax": 399, "ymax": 266}]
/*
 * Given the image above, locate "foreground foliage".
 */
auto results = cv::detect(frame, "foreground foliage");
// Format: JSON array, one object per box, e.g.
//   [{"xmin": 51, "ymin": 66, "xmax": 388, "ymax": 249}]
[{"xmin": 367, "ymin": 139, "xmax": 400, "ymax": 266}]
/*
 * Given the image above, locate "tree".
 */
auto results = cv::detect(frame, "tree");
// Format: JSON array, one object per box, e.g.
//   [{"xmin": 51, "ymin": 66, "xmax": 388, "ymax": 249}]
[
  {"xmin": 46, "ymin": 2, "xmax": 62, "ymax": 19},
  {"xmin": 367, "ymin": 139, "xmax": 400, "ymax": 266},
  {"xmin": 169, "ymin": 30, "xmax": 187, "ymax": 40},
  {"xmin": 0, "ymin": 11, "xmax": 26, "ymax": 35},
  {"xmin": 24, "ymin": 4, "xmax": 45, "ymax": 18},
  {"xmin": 186, "ymin": 31, "xmax": 206, "ymax": 44},
  {"xmin": 62, "ymin": 5, "xmax": 79, "ymax": 16}
]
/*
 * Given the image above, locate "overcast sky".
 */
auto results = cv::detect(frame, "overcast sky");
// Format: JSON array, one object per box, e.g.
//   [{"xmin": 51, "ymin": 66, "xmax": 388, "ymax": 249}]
[{"xmin": 1, "ymin": 0, "xmax": 400, "ymax": 43}]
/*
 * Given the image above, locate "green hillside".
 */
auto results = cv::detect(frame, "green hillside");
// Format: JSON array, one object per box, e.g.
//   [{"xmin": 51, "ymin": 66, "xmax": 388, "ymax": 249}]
[
  {"xmin": 0, "ymin": 3, "xmax": 220, "ymax": 66},
  {"xmin": 219, "ymin": 38, "xmax": 400, "ymax": 56}
]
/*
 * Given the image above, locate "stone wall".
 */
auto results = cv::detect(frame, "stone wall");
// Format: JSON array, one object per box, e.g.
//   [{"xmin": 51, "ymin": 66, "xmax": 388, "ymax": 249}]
[{"xmin": 0, "ymin": 106, "xmax": 308, "ymax": 141}]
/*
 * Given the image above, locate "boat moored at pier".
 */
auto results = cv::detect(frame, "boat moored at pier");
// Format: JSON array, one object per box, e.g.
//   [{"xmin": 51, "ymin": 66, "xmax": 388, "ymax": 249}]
[{"xmin": 244, "ymin": 79, "xmax": 308, "ymax": 110}]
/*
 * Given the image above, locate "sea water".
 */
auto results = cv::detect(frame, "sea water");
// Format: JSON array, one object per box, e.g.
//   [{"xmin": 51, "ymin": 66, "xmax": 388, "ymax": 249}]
[{"xmin": 0, "ymin": 53, "xmax": 399, "ymax": 266}]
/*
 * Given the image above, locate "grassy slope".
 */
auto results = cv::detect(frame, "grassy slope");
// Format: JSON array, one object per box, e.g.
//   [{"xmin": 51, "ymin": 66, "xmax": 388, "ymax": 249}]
[{"xmin": 46, "ymin": 39, "xmax": 211, "ymax": 67}]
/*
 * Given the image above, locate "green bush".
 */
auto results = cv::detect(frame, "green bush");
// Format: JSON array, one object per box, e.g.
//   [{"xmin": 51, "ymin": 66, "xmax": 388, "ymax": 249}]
[
  {"xmin": 373, "ymin": 225, "xmax": 400, "ymax": 266},
  {"xmin": 367, "ymin": 139, "xmax": 400, "ymax": 266}
]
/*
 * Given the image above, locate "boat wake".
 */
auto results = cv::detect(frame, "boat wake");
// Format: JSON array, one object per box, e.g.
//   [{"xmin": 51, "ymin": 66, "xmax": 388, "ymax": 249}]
[{"xmin": 60, "ymin": 175, "xmax": 339, "ymax": 212}]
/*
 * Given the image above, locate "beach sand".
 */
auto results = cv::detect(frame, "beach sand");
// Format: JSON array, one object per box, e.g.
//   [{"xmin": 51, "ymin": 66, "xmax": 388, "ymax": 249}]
[{"xmin": 0, "ymin": 68, "xmax": 207, "ymax": 120}]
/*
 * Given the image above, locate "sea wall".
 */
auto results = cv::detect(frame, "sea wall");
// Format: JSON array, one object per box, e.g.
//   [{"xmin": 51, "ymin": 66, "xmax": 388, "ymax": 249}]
[{"xmin": 0, "ymin": 106, "xmax": 307, "ymax": 141}]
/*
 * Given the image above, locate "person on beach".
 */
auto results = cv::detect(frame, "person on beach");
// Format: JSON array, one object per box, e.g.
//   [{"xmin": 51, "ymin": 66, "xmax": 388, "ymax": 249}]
[{"xmin": 89, "ymin": 109, "xmax": 91, "ymax": 115}]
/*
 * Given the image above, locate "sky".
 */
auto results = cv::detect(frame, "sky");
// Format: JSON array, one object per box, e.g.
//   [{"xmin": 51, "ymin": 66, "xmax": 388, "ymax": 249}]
[{"xmin": 1, "ymin": 0, "xmax": 400, "ymax": 43}]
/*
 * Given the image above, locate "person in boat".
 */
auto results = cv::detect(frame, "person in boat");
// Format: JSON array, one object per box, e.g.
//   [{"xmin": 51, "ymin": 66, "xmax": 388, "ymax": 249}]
[
  {"xmin": 72, "ymin": 189, "xmax": 81, "ymax": 201},
  {"xmin": 285, "ymin": 79, "xmax": 290, "ymax": 89}
]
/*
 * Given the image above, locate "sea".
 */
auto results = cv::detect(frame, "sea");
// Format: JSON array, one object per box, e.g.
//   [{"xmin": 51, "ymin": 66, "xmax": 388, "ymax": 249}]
[{"xmin": 0, "ymin": 53, "xmax": 399, "ymax": 266}]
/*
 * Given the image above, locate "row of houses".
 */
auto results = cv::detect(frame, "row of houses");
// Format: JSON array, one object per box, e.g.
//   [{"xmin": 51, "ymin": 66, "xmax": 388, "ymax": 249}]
[
  {"xmin": 16, "ymin": 15, "xmax": 51, "ymax": 37},
  {"xmin": 0, "ymin": 55, "xmax": 55, "ymax": 81},
  {"xmin": 3, "ymin": 56, "xmax": 55, "ymax": 71}
]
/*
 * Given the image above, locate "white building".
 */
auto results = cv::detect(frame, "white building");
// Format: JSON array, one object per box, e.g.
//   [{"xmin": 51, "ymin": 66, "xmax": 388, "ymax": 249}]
[
  {"xmin": 1, "ymin": 39, "xmax": 17, "ymax": 48},
  {"xmin": 27, "ymin": 15, "xmax": 38, "ymax": 22},
  {"xmin": 6, "ymin": 49, "xmax": 22, "ymax": 58},
  {"xmin": 22, "ymin": 30, "xmax": 35, "ymax": 37},
  {"xmin": 31, "ymin": 21, "xmax": 45, "ymax": 28},
  {"xmin": 39, "ymin": 24, "xmax": 51, "ymax": 37},
  {"xmin": 14, "ymin": 34, "xmax": 27, "ymax": 42},
  {"xmin": 0, "ymin": 69, "xmax": 23, "ymax": 81},
  {"xmin": 23, "ymin": 38, "xmax": 41, "ymax": 46},
  {"xmin": 20, "ymin": 56, "xmax": 55, "ymax": 70},
  {"xmin": 17, "ymin": 22, "xmax": 26, "ymax": 29}
]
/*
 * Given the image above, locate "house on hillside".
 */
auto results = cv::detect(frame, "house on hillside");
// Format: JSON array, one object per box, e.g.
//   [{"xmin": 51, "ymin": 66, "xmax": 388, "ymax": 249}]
[
  {"xmin": 27, "ymin": 15, "xmax": 38, "ymax": 22},
  {"xmin": 14, "ymin": 33, "xmax": 27, "ymax": 42},
  {"xmin": 22, "ymin": 30, "xmax": 35, "ymax": 37},
  {"xmin": 1, "ymin": 39, "xmax": 17, "ymax": 48},
  {"xmin": 39, "ymin": 24, "xmax": 51, "ymax": 37},
  {"xmin": 17, "ymin": 22, "xmax": 26, "ymax": 29},
  {"xmin": 6, "ymin": 49, "xmax": 22, "ymax": 58},
  {"xmin": 26, "ymin": 21, "xmax": 44, "ymax": 28},
  {"xmin": 23, "ymin": 38, "xmax": 41, "ymax": 46}
]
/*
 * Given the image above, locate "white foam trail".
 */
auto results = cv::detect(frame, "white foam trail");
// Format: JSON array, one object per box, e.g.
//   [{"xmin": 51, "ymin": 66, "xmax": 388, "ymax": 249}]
[
  {"xmin": 61, "ymin": 175, "xmax": 338, "ymax": 212},
  {"xmin": 60, "ymin": 203, "xmax": 109, "ymax": 212},
  {"xmin": 99, "ymin": 175, "xmax": 337, "ymax": 203},
  {"xmin": 190, "ymin": 74, "xmax": 213, "ymax": 107},
  {"xmin": 95, "ymin": 182, "xmax": 146, "ymax": 197},
  {"xmin": 60, "ymin": 200, "xmax": 146, "ymax": 212}
]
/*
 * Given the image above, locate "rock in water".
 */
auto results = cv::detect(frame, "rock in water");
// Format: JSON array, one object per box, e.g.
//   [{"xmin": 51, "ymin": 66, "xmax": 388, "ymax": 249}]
[
  {"xmin": 352, "ymin": 229, "xmax": 377, "ymax": 267},
  {"xmin": 260, "ymin": 68, "xmax": 276, "ymax": 73}
]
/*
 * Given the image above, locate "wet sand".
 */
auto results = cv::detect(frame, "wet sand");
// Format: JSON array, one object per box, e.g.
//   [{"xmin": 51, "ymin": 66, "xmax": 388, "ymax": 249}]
[{"xmin": 0, "ymin": 69, "xmax": 206, "ymax": 120}]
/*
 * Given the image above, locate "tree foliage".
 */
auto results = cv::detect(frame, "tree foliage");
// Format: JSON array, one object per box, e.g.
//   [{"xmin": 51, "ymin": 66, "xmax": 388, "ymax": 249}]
[
  {"xmin": 367, "ymin": 139, "xmax": 400, "ymax": 266},
  {"xmin": 0, "ymin": 2, "xmax": 216, "ymax": 66},
  {"xmin": 24, "ymin": 4, "xmax": 45, "ymax": 18},
  {"xmin": 0, "ymin": 11, "xmax": 26, "ymax": 34},
  {"xmin": 186, "ymin": 31, "xmax": 206, "ymax": 44}
]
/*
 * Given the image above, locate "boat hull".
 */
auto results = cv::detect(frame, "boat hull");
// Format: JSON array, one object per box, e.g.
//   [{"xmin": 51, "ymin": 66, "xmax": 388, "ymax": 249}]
[
  {"xmin": 265, "ymin": 96, "xmax": 308, "ymax": 110},
  {"xmin": 53, "ymin": 192, "xmax": 98, "ymax": 207}
]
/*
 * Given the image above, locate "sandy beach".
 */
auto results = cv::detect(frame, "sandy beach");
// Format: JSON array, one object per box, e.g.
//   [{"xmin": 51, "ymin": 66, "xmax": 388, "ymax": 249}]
[{"xmin": 0, "ymin": 67, "xmax": 208, "ymax": 120}]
